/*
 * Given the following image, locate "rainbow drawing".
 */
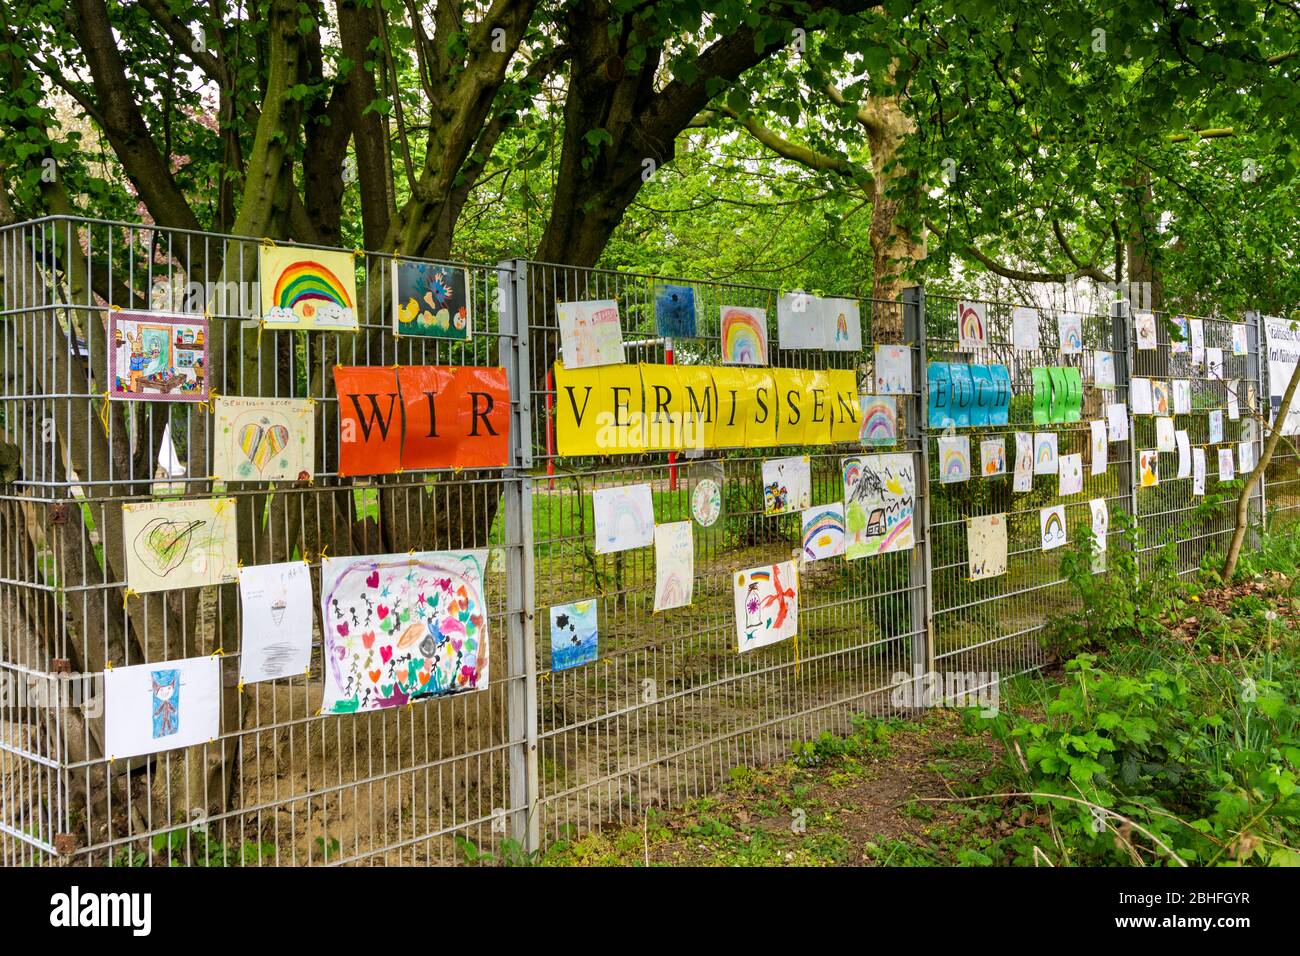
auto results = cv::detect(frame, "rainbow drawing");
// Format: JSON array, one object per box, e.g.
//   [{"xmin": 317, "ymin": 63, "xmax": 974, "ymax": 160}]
[
  {"xmin": 721, "ymin": 305, "xmax": 768, "ymax": 365},
  {"xmin": 842, "ymin": 459, "xmax": 862, "ymax": 491},
  {"xmin": 1040, "ymin": 506, "xmax": 1066, "ymax": 550},
  {"xmin": 801, "ymin": 504, "xmax": 846, "ymax": 560},
  {"xmin": 876, "ymin": 513, "xmax": 913, "ymax": 552},
  {"xmin": 939, "ymin": 437, "xmax": 970, "ymax": 484},
  {"xmin": 1035, "ymin": 434, "xmax": 1057, "ymax": 473},
  {"xmin": 859, "ymin": 396, "xmax": 897, "ymax": 447},
  {"xmin": 593, "ymin": 484, "xmax": 655, "ymax": 554},
  {"xmin": 1059, "ymin": 313, "xmax": 1082, "ymax": 353},
  {"xmin": 957, "ymin": 300, "xmax": 986, "ymax": 350},
  {"xmin": 656, "ymin": 572, "xmax": 688, "ymax": 608},
  {"xmin": 260, "ymin": 247, "xmax": 359, "ymax": 330}
]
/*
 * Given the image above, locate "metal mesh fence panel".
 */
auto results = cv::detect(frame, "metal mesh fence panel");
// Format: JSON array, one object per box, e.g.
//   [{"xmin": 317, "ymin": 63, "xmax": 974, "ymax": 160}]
[
  {"xmin": 0, "ymin": 217, "xmax": 531, "ymax": 866},
  {"xmin": 521, "ymin": 263, "xmax": 923, "ymax": 846},
  {"xmin": 1129, "ymin": 310, "xmax": 1262, "ymax": 575},
  {"xmin": 923, "ymin": 293, "xmax": 1129, "ymax": 684}
]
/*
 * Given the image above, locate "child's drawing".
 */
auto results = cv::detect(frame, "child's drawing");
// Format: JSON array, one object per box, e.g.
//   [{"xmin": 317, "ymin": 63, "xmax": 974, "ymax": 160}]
[
  {"xmin": 1040, "ymin": 505, "xmax": 1067, "ymax": 551},
  {"xmin": 550, "ymin": 601, "xmax": 598, "ymax": 671},
  {"xmin": 874, "ymin": 344, "xmax": 912, "ymax": 394},
  {"xmin": 653, "ymin": 521, "xmax": 695, "ymax": 611},
  {"xmin": 733, "ymin": 561, "xmax": 799, "ymax": 652},
  {"xmin": 238, "ymin": 561, "xmax": 314, "ymax": 685},
  {"xmin": 938, "ymin": 436, "xmax": 971, "ymax": 484},
  {"xmin": 957, "ymin": 300, "xmax": 986, "ymax": 351},
  {"xmin": 980, "ymin": 438, "xmax": 1005, "ymax": 476},
  {"xmin": 801, "ymin": 503, "xmax": 846, "ymax": 561},
  {"xmin": 109, "ymin": 310, "xmax": 209, "ymax": 402},
  {"xmin": 103, "ymin": 656, "xmax": 220, "ymax": 760},
  {"xmin": 843, "ymin": 453, "xmax": 915, "ymax": 559},
  {"xmin": 654, "ymin": 283, "xmax": 697, "ymax": 338},
  {"xmin": 393, "ymin": 260, "xmax": 471, "ymax": 340},
  {"xmin": 593, "ymin": 483, "xmax": 655, "ymax": 553},
  {"xmin": 721, "ymin": 305, "xmax": 768, "ymax": 365},
  {"xmin": 260, "ymin": 246, "xmax": 359, "ymax": 330},
  {"xmin": 122, "ymin": 497, "xmax": 238, "ymax": 593},
  {"xmin": 762, "ymin": 455, "xmax": 811, "ymax": 515},
  {"xmin": 968, "ymin": 513, "xmax": 1007, "ymax": 580},
  {"xmin": 320, "ymin": 550, "xmax": 489, "ymax": 714},
  {"xmin": 558, "ymin": 298, "xmax": 625, "ymax": 368},
  {"xmin": 214, "ymin": 396, "xmax": 315, "ymax": 483}
]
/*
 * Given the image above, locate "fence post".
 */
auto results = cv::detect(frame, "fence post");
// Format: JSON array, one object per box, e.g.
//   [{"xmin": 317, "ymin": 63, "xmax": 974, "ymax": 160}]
[
  {"xmin": 496, "ymin": 257, "xmax": 539, "ymax": 854},
  {"xmin": 901, "ymin": 286, "xmax": 934, "ymax": 685},
  {"xmin": 1112, "ymin": 297, "xmax": 1139, "ymax": 550},
  {"xmin": 1246, "ymin": 309, "xmax": 1266, "ymax": 539}
]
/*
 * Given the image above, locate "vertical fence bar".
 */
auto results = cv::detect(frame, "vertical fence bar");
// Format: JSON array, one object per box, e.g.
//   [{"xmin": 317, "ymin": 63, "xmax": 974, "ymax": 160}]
[
  {"xmin": 1247, "ymin": 309, "xmax": 1265, "ymax": 539},
  {"xmin": 1113, "ymin": 297, "xmax": 1138, "ymax": 527},
  {"xmin": 496, "ymin": 258, "xmax": 539, "ymax": 853},
  {"xmin": 902, "ymin": 286, "xmax": 933, "ymax": 686}
]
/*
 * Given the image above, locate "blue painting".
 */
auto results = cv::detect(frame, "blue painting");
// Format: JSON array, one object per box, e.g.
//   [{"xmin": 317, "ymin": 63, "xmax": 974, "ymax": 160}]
[
  {"xmin": 150, "ymin": 669, "xmax": 180, "ymax": 739},
  {"xmin": 653, "ymin": 282, "xmax": 697, "ymax": 338},
  {"xmin": 550, "ymin": 601, "xmax": 598, "ymax": 671}
]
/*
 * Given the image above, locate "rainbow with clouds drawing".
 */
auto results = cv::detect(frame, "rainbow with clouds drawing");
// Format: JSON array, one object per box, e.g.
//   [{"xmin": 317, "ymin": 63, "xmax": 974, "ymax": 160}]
[
  {"xmin": 259, "ymin": 246, "xmax": 359, "ymax": 331},
  {"xmin": 1040, "ymin": 506, "xmax": 1067, "ymax": 551},
  {"xmin": 721, "ymin": 305, "xmax": 768, "ymax": 365}
]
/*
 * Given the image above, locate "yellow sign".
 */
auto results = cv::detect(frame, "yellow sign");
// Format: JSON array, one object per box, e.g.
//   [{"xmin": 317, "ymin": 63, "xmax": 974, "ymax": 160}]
[{"xmin": 553, "ymin": 362, "xmax": 862, "ymax": 456}]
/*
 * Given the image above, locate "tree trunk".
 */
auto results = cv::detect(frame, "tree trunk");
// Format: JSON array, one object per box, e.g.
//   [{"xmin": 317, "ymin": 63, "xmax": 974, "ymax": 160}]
[
  {"xmin": 864, "ymin": 89, "xmax": 925, "ymax": 338},
  {"xmin": 1221, "ymin": 354, "xmax": 1300, "ymax": 580}
]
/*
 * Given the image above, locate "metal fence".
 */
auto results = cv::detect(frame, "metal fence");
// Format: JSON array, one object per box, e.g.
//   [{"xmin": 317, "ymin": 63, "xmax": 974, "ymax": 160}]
[{"xmin": 0, "ymin": 215, "xmax": 1277, "ymax": 866}]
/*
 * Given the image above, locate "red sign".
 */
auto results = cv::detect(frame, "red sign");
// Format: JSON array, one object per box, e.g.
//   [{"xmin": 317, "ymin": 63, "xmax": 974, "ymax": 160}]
[{"xmin": 334, "ymin": 366, "xmax": 510, "ymax": 476}]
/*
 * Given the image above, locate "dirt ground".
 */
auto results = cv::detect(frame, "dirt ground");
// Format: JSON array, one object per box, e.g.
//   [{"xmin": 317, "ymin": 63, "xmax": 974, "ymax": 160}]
[{"xmin": 540, "ymin": 707, "xmax": 1050, "ymax": 866}]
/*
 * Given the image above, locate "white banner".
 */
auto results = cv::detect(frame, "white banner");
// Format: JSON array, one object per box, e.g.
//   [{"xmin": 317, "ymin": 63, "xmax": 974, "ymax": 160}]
[{"xmin": 1263, "ymin": 315, "xmax": 1300, "ymax": 436}]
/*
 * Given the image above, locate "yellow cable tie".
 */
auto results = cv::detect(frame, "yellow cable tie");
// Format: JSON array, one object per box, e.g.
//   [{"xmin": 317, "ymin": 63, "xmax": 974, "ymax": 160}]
[
  {"xmin": 259, "ymin": 236, "xmax": 276, "ymax": 249},
  {"xmin": 109, "ymin": 304, "xmax": 122, "ymax": 312},
  {"xmin": 212, "ymin": 647, "xmax": 224, "ymax": 657},
  {"xmin": 237, "ymin": 680, "xmax": 245, "ymax": 695},
  {"xmin": 121, "ymin": 588, "xmax": 138, "ymax": 608},
  {"xmin": 105, "ymin": 660, "xmax": 113, "ymax": 671},
  {"xmin": 96, "ymin": 392, "xmax": 112, "ymax": 437},
  {"xmin": 319, "ymin": 544, "xmax": 330, "ymax": 561},
  {"xmin": 352, "ymin": 248, "xmax": 364, "ymax": 259}
]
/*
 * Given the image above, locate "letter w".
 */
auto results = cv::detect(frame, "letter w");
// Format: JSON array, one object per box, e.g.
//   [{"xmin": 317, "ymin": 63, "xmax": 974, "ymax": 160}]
[{"xmin": 349, "ymin": 393, "xmax": 400, "ymax": 441}]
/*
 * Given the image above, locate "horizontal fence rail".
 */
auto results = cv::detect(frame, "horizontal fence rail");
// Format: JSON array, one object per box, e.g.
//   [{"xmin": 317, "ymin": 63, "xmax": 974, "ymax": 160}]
[{"xmin": 0, "ymin": 215, "xmax": 1282, "ymax": 865}]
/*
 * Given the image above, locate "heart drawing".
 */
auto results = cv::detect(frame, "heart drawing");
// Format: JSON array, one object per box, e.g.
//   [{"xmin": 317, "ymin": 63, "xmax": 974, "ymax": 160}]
[
  {"xmin": 135, "ymin": 518, "xmax": 205, "ymax": 577},
  {"xmin": 238, "ymin": 420, "xmax": 290, "ymax": 473}
]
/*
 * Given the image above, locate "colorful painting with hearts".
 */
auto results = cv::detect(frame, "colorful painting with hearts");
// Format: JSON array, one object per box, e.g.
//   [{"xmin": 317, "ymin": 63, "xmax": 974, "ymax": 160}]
[
  {"xmin": 213, "ymin": 396, "xmax": 315, "ymax": 482},
  {"xmin": 122, "ymin": 497, "xmax": 238, "ymax": 593},
  {"xmin": 320, "ymin": 550, "xmax": 489, "ymax": 714},
  {"xmin": 393, "ymin": 260, "xmax": 471, "ymax": 341}
]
